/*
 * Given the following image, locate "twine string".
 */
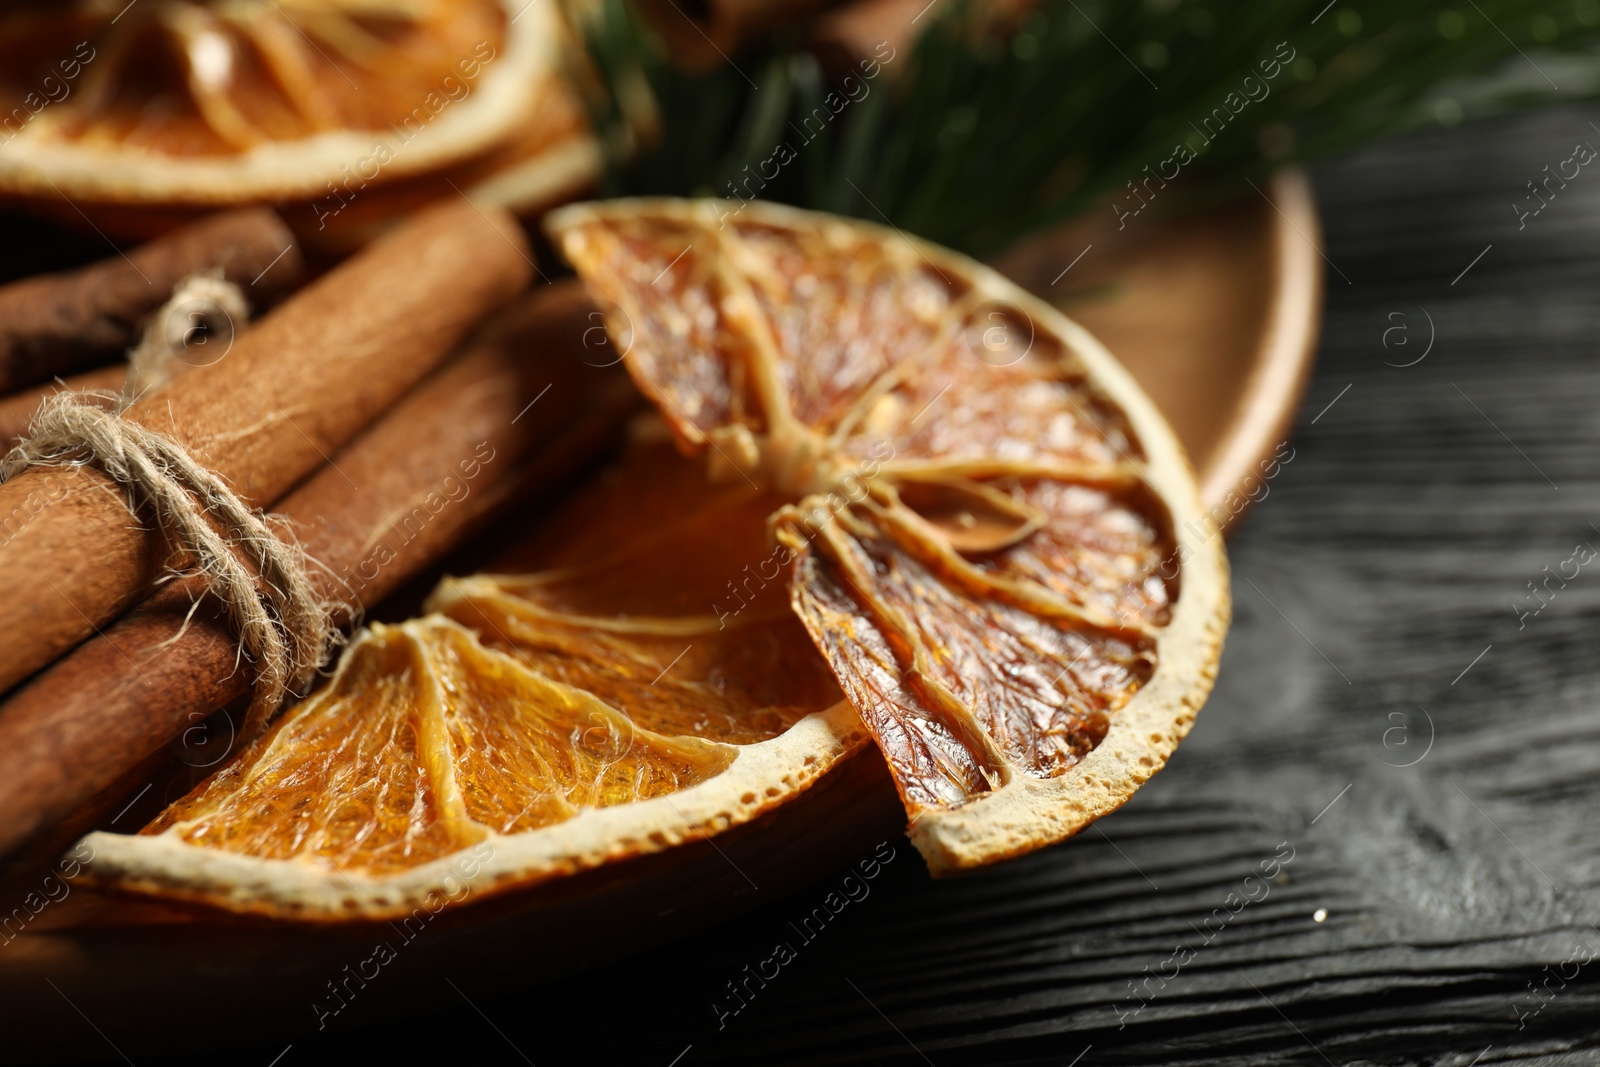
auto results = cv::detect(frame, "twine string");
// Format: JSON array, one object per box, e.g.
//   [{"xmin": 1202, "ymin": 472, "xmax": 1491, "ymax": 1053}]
[{"xmin": 0, "ymin": 275, "xmax": 337, "ymax": 738}]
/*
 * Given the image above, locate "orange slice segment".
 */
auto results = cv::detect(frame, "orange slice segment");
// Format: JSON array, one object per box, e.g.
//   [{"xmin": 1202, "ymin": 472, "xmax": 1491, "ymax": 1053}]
[
  {"xmin": 145, "ymin": 614, "xmax": 735, "ymax": 868},
  {"xmin": 784, "ymin": 504, "xmax": 1153, "ymax": 804},
  {"xmin": 143, "ymin": 622, "xmax": 486, "ymax": 874},
  {"xmin": 549, "ymin": 199, "xmax": 1228, "ymax": 870},
  {"xmin": 435, "ymin": 577, "xmax": 838, "ymax": 746},
  {"xmin": 415, "ymin": 616, "xmax": 734, "ymax": 831},
  {"xmin": 0, "ymin": 0, "xmax": 567, "ymax": 203}
]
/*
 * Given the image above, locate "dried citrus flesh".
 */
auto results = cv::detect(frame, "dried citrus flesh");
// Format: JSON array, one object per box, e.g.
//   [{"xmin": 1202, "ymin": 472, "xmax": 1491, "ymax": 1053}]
[
  {"xmin": 79, "ymin": 437, "xmax": 864, "ymax": 919},
  {"xmin": 79, "ymin": 199, "xmax": 1225, "ymax": 916},
  {"xmin": 0, "ymin": 0, "xmax": 566, "ymax": 202},
  {"xmin": 548, "ymin": 199, "xmax": 1228, "ymax": 871}
]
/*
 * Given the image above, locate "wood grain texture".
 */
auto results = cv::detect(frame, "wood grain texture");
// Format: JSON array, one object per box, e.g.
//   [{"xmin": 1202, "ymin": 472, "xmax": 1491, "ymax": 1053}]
[{"xmin": 9, "ymin": 106, "xmax": 1600, "ymax": 1065}]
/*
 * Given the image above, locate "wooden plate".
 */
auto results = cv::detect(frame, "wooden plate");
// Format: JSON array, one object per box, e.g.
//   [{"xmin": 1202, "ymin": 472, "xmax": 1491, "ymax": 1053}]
[{"xmin": 0, "ymin": 174, "xmax": 1323, "ymax": 1062}]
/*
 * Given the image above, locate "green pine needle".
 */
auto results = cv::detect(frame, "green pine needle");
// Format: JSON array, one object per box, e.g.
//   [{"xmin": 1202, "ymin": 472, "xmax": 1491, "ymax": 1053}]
[{"xmin": 571, "ymin": 0, "xmax": 1600, "ymax": 256}]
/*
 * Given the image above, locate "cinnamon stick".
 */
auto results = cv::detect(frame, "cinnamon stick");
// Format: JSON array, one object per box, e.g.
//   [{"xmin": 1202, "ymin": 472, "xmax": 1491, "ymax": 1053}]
[
  {"xmin": 0, "ymin": 366, "xmax": 126, "ymax": 450},
  {"xmin": 0, "ymin": 199, "xmax": 532, "ymax": 695},
  {"xmin": 0, "ymin": 208, "xmax": 302, "ymax": 394},
  {"xmin": 0, "ymin": 282, "xmax": 635, "ymax": 861}
]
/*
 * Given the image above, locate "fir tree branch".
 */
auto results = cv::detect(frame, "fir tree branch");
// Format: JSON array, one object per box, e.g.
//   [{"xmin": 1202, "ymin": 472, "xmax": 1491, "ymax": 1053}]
[{"xmin": 571, "ymin": 0, "xmax": 1600, "ymax": 256}]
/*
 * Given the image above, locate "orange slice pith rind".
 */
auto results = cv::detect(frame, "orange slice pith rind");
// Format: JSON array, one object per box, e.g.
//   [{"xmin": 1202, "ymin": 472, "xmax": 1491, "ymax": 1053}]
[
  {"xmin": 77, "ymin": 199, "xmax": 1227, "ymax": 920},
  {"xmin": 0, "ymin": 0, "xmax": 567, "ymax": 204}
]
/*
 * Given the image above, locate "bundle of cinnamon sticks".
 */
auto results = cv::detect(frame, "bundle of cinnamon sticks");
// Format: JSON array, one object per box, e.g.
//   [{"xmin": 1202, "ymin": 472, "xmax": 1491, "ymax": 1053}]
[{"xmin": 0, "ymin": 201, "xmax": 636, "ymax": 865}]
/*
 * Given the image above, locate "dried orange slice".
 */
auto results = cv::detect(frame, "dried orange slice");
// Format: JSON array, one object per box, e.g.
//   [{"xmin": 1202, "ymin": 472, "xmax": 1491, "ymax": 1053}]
[
  {"xmin": 81, "ymin": 434, "xmax": 866, "ymax": 918},
  {"xmin": 550, "ymin": 200, "xmax": 1228, "ymax": 870},
  {"xmin": 78, "ymin": 199, "xmax": 1226, "ymax": 919},
  {"xmin": 0, "ymin": 0, "xmax": 571, "ymax": 205}
]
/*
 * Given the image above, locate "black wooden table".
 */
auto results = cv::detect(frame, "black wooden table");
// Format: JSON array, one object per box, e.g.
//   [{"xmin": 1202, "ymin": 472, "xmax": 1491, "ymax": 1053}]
[{"xmin": 20, "ymin": 104, "xmax": 1600, "ymax": 1065}]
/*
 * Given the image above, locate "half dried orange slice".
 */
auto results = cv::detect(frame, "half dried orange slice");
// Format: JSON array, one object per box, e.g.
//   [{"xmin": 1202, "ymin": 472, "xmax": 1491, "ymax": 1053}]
[
  {"xmin": 551, "ymin": 199, "xmax": 1229, "ymax": 871},
  {"xmin": 0, "ymin": 0, "xmax": 570, "ymax": 206},
  {"xmin": 79, "ymin": 199, "xmax": 1227, "ymax": 919}
]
